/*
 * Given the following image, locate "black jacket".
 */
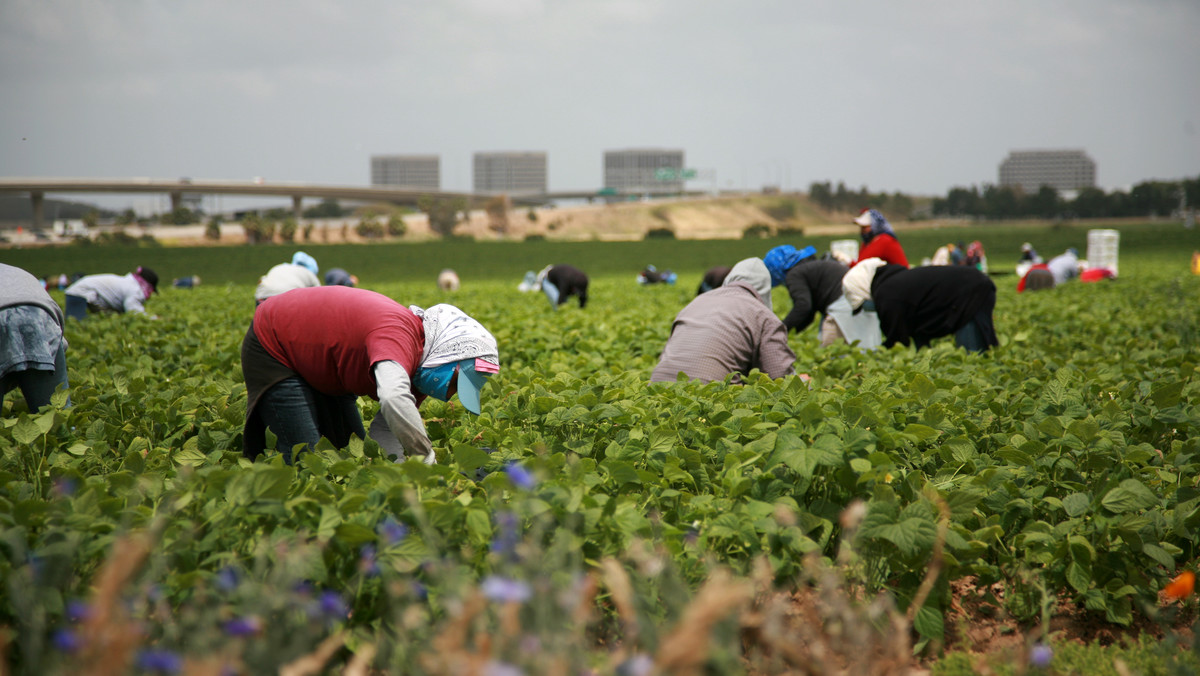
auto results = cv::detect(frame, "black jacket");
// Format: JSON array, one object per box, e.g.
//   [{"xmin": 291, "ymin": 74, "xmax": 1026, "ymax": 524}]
[
  {"xmin": 782, "ymin": 259, "xmax": 848, "ymax": 333},
  {"xmin": 871, "ymin": 265, "xmax": 998, "ymax": 349},
  {"xmin": 547, "ymin": 264, "xmax": 589, "ymax": 308}
]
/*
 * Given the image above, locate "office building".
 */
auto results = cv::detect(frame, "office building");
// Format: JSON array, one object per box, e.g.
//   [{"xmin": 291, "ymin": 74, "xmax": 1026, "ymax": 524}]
[
  {"xmin": 473, "ymin": 152, "xmax": 547, "ymax": 194},
  {"xmin": 998, "ymin": 149, "xmax": 1096, "ymax": 193},
  {"xmin": 370, "ymin": 155, "xmax": 440, "ymax": 190},
  {"xmin": 604, "ymin": 149, "xmax": 686, "ymax": 194}
]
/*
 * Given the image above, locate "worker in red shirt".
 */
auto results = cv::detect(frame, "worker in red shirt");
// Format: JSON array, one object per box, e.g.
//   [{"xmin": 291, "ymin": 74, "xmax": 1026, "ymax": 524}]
[
  {"xmin": 851, "ymin": 208, "xmax": 909, "ymax": 268},
  {"xmin": 240, "ymin": 286, "xmax": 500, "ymax": 465}
]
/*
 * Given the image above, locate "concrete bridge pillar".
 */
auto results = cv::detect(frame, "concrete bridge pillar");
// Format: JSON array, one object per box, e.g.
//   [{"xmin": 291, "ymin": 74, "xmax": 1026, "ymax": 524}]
[
  {"xmin": 169, "ymin": 191, "xmax": 182, "ymax": 214},
  {"xmin": 31, "ymin": 191, "xmax": 44, "ymax": 230},
  {"xmin": 292, "ymin": 195, "xmax": 304, "ymax": 221}
]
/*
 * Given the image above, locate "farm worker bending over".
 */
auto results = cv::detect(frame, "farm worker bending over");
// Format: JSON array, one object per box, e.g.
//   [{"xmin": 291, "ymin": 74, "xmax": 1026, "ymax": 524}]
[
  {"xmin": 696, "ymin": 265, "xmax": 732, "ymax": 295},
  {"xmin": 64, "ymin": 266, "xmax": 159, "ymax": 319},
  {"xmin": 843, "ymin": 258, "xmax": 998, "ymax": 353},
  {"xmin": 764, "ymin": 244, "xmax": 882, "ymax": 349},
  {"xmin": 0, "ymin": 264, "xmax": 69, "ymax": 412},
  {"xmin": 538, "ymin": 264, "xmax": 589, "ymax": 309},
  {"xmin": 254, "ymin": 251, "xmax": 320, "ymax": 304},
  {"xmin": 852, "ymin": 208, "xmax": 909, "ymax": 268},
  {"xmin": 241, "ymin": 286, "xmax": 500, "ymax": 465},
  {"xmin": 323, "ymin": 267, "xmax": 358, "ymax": 287},
  {"xmin": 1017, "ymin": 248, "xmax": 1079, "ymax": 293},
  {"xmin": 650, "ymin": 258, "xmax": 795, "ymax": 383}
]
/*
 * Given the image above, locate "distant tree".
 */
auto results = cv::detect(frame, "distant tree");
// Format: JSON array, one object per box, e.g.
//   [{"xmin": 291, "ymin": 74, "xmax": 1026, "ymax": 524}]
[
  {"xmin": 485, "ymin": 195, "xmax": 511, "ymax": 235},
  {"xmin": 1028, "ymin": 185, "xmax": 1061, "ymax": 219},
  {"xmin": 386, "ymin": 214, "xmax": 407, "ymax": 238},
  {"xmin": 279, "ymin": 216, "xmax": 298, "ymax": 242},
  {"xmin": 116, "ymin": 209, "xmax": 137, "ymax": 226},
  {"xmin": 807, "ymin": 181, "xmax": 833, "ymax": 210},
  {"xmin": 205, "ymin": 215, "xmax": 222, "ymax": 241},
  {"xmin": 82, "ymin": 210, "xmax": 100, "ymax": 229},
  {"xmin": 303, "ymin": 198, "xmax": 345, "ymax": 218},
  {"xmin": 1071, "ymin": 187, "xmax": 1111, "ymax": 218},
  {"xmin": 418, "ymin": 194, "xmax": 468, "ymax": 238},
  {"xmin": 356, "ymin": 212, "xmax": 385, "ymax": 239}
]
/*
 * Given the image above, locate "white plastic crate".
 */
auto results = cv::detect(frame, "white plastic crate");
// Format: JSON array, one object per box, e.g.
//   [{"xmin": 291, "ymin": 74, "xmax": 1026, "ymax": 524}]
[{"xmin": 1087, "ymin": 229, "xmax": 1120, "ymax": 276}]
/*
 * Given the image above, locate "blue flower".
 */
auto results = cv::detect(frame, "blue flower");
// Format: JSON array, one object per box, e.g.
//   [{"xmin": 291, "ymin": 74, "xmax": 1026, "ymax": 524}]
[
  {"xmin": 411, "ymin": 581, "xmax": 428, "ymax": 600},
  {"xmin": 490, "ymin": 511, "xmax": 520, "ymax": 558},
  {"xmin": 223, "ymin": 616, "xmax": 262, "ymax": 637},
  {"xmin": 481, "ymin": 576, "xmax": 532, "ymax": 603},
  {"xmin": 360, "ymin": 544, "xmax": 380, "ymax": 577},
  {"xmin": 215, "ymin": 566, "xmax": 239, "ymax": 592},
  {"xmin": 1030, "ymin": 643, "xmax": 1053, "ymax": 668},
  {"xmin": 52, "ymin": 628, "xmax": 81, "ymax": 653},
  {"xmin": 318, "ymin": 591, "xmax": 348, "ymax": 620},
  {"xmin": 483, "ymin": 661, "xmax": 525, "ymax": 676},
  {"xmin": 378, "ymin": 518, "xmax": 408, "ymax": 545},
  {"xmin": 52, "ymin": 477, "xmax": 78, "ymax": 498},
  {"xmin": 616, "ymin": 654, "xmax": 654, "ymax": 676},
  {"xmin": 504, "ymin": 462, "xmax": 536, "ymax": 490},
  {"xmin": 136, "ymin": 649, "xmax": 183, "ymax": 674},
  {"xmin": 66, "ymin": 599, "xmax": 91, "ymax": 623}
]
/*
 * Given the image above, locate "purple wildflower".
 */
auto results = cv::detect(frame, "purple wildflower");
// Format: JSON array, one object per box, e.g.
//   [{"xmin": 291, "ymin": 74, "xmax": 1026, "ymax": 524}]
[
  {"xmin": 52, "ymin": 477, "xmax": 78, "ymax": 498},
  {"xmin": 411, "ymin": 581, "xmax": 428, "ymax": 600},
  {"xmin": 66, "ymin": 600, "xmax": 91, "ymax": 623},
  {"xmin": 215, "ymin": 566, "xmax": 239, "ymax": 592},
  {"xmin": 491, "ymin": 511, "xmax": 520, "ymax": 558},
  {"xmin": 318, "ymin": 591, "xmax": 348, "ymax": 620},
  {"xmin": 504, "ymin": 462, "xmax": 536, "ymax": 490},
  {"xmin": 1030, "ymin": 643, "xmax": 1053, "ymax": 668},
  {"xmin": 223, "ymin": 616, "xmax": 262, "ymax": 637},
  {"xmin": 360, "ymin": 544, "xmax": 380, "ymax": 577},
  {"xmin": 378, "ymin": 518, "xmax": 408, "ymax": 545},
  {"xmin": 481, "ymin": 576, "xmax": 532, "ymax": 603},
  {"xmin": 52, "ymin": 628, "xmax": 81, "ymax": 653},
  {"xmin": 136, "ymin": 649, "xmax": 183, "ymax": 674},
  {"xmin": 483, "ymin": 661, "xmax": 525, "ymax": 676},
  {"xmin": 616, "ymin": 654, "xmax": 654, "ymax": 676}
]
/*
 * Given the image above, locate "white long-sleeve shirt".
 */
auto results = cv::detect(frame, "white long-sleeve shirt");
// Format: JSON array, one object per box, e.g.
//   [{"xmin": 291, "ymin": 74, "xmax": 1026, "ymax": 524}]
[
  {"xmin": 65, "ymin": 273, "xmax": 148, "ymax": 314},
  {"xmin": 254, "ymin": 264, "xmax": 321, "ymax": 302},
  {"xmin": 370, "ymin": 360, "xmax": 435, "ymax": 464}
]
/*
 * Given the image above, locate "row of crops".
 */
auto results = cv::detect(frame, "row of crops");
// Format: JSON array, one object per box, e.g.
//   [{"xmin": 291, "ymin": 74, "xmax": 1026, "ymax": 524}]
[{"xmin": 1, "ymin": 224, "xmax": 1199, "ymax": 672}]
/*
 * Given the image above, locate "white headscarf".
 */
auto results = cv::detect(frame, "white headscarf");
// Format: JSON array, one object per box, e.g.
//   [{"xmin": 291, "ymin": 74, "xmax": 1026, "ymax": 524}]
[
  {"xmin": 723, "ymin": 257, "xmax": 773, "ymax": 310},
  {"xmin": 842, "ymin": 257, "xmax": 887, "ymax": 310},
  {"xmin": 408, "ymin": 304, "xmax": 500, "ymax": 369}
]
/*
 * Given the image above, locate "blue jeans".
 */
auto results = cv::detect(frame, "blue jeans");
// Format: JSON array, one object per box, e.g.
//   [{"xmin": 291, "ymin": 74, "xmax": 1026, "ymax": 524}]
[
  {"xmin": 256, "ymin": 377, "xmax": 365, "ymax": 464},
  {"xmin": 0, "ymin": 343, "xmax": 69, "ymax": 411},
  {"xmin": 65, "ymin": 295, "xmax": 89, "ymax": 320}
]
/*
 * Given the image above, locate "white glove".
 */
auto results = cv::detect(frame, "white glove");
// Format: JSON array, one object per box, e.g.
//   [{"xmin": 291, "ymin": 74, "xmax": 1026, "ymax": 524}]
[{"xmin": 424, "ymin": 450, "xmax": 437, "ymax": 465}]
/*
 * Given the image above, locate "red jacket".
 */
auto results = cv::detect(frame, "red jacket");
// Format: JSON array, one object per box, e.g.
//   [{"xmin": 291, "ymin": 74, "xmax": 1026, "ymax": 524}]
[{"xmin": 853, "ymin": 233, "xmax": 908, "ymax": 268}]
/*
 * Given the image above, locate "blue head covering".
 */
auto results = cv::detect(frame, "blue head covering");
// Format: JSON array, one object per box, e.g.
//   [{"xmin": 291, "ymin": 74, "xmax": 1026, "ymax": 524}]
[
  {"xmin": 763, "ymin": 244, "xmax": 817, "ymax": 287},
  {"xmin": 291, "ymin": 251, "xmax": 319, "ymax": 275}
]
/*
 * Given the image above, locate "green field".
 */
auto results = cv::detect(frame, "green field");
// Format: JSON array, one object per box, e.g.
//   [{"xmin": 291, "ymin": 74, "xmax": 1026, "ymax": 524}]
[
  {"xmin": 4, "ymin": 219, "xmax": 1199, "ymax": 285},
  {"xmin": 2, "ymin": 222, "xmax": 1199, "ymax": 673}
]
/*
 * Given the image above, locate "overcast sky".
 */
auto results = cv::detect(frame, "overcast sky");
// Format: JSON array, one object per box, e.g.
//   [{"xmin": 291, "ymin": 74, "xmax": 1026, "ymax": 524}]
[{"xmin": 1, "ymin": 0, "xmax": 1197, "ymax": 209}]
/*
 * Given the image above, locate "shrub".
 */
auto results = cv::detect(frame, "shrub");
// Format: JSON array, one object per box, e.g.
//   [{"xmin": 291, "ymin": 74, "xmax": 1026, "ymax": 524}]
[
  {"xmin": 386, "ymin": 214, "xmax": 407, "ymax": 238},
  {"xmin": 205, "ymin": 217, "xmax": 221, "ymax": 241},
  {"xmin": 644, "ymin": 227, "xmax": 676, "ymax": 240},
  {"xmin": 742, "ymin": 223, "xmax": 773, "ymax": 239}
]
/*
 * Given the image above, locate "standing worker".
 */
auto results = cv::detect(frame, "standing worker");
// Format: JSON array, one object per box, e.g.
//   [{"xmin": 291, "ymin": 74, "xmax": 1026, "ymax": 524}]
[
  {"xmin": 1, "ymin": 264, "xmax": 69, "ymax": 412},
  {"xmin": 852, "ymin": 208, "xmax": 909, "ymax": 268},
  {"xmin": 843, "ymin": 258, "xmax": 998, "ymax": 353},
  {"xmin": 650, "ymin": 258, "xmax": 795, "ymax": 383},
  {"xmin": 64, "ymin": 266, "xmax": 159, "ymax": 319},
  {"xmin": 538, "ymin": 264, "xmax": 589, "ymax": 309},
  {"xmin": 241, "ymin": 287, "xmax": 500, "ymax": 464},
  {"xmin": 255, "ymin": 251, "xmax": 321, "ymax": 304}
]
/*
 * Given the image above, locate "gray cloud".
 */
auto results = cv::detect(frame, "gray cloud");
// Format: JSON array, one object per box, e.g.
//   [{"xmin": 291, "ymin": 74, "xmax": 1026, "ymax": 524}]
[{"xmin": 1, "ymin": 0, "xmax": 1197, "ymax": 207}]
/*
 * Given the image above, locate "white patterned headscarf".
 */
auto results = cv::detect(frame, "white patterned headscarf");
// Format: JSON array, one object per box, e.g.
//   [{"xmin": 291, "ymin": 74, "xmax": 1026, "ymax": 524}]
[
  {"xmin": 408, "ymin": 304, "xmax": 500, "ymax": 369},
  {"xmin": 842, "ymin": 257, "xmax": 887, "ymax": 310}
]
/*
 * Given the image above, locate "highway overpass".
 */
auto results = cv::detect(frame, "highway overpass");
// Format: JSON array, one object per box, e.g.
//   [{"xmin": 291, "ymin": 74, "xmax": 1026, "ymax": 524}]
[{"xmin": 0, "ymin": 178, "xmax": 697, "ymax": 229}]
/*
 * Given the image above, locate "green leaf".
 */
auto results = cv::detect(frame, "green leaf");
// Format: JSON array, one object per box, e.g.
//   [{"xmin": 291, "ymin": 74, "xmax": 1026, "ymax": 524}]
[
  {"xmin": 1149, "ymin": 381, "xmax": 1185, "ymax": 408},
  {"xmin": 452, "ymin": 444, "xmax": 490, "ymax": 473},
  {"xmin": 465, "ymin": 509, "xmax": 491, "ymax": 544},
  {"xmin": 1062, "ymin": 493, "xmax": 1091, "ymax": 517},
  {"xmin": 334, "ymin": 522, "xmax": 376, "ymax": 547},
  {"xmin": 1101, "ymin": 479, "xmax": 1158, "ymax": 514},
  {"xmin": 600, "ymin": 459, "xmax": 641, "ymax": 487},
  {"xmin": 1066, "ymin": 561, "xmax": 1092, "ymax": 593},
  {"xmin": 12, "ymin": 418, "xmax": 41, "ymax": 445},
  {"xmin": 1141, "ymin": 543, "xmax": 1176, "ymax": 569},
  {"xmin": 909, "ymin": 373, "xmax": 936, "ymax": 401},
  {"xmin": 913, "ymin": 605, "xmax": 944, "ymax": 640}
]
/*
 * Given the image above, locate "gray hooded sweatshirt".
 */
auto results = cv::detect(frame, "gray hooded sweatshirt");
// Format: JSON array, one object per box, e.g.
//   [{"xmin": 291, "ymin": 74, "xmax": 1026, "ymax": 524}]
[{"xmin": 650, "ymin": 258, "xmax": 795, "ymax": 383}]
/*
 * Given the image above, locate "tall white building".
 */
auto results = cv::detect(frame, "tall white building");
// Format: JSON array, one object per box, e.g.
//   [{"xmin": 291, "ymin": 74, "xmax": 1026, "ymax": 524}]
[
  {"xmin": 473, "ymin": 152, "xmax": 547, "ymax": 194},
  {"xmin": 370, "ymin": 155, "xmax": 440, "ymax": 190},
  {"xmin": 998, "ymin": 150, "xmax": 1096, "ymax": 193},
  {"xmin": 604, "ymin": 149, "xmax": 686, "ymax": 193}
]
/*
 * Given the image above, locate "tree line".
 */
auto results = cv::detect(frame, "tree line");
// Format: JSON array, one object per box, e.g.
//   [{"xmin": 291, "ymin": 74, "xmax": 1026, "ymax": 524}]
[{"xmin": 809, "ymin": 176, "xmax": 1200, "ymax": 221}]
